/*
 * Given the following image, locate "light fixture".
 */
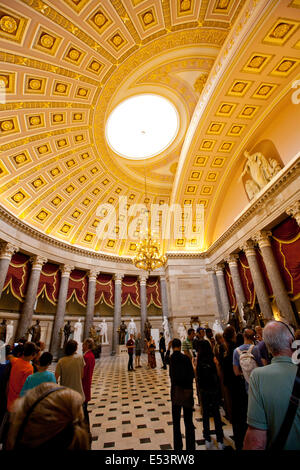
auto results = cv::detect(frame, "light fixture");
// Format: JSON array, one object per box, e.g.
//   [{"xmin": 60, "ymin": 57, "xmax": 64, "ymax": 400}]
[{"xmin": 133, "ymin": 164, "xmax": 166, "ymax": 273}]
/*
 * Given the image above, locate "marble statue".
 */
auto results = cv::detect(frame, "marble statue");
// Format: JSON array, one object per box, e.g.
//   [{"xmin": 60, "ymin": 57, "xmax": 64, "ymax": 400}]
[
  {"xmin": 73, "ymin": 318, "xmax": 82, "ymax": 343},
  {"xmin": 99, "ymin": 319, "xmax": 108, "ymax": 344},
  {"xmin": 28, "ymin": 320, "xmax": 41, "ymax": 344},
  {"xmin": 0, "ymin": 319, "xmax": 7, "ymax": 343},
  {"xmin": 118, "ymin": 320, "xmax": 127, "ymax": 345},
  {"xmin": 241, "ymin": 302, "xmax": 257, "ymax": 329},
  {"xmin": 228, "ymin": 310, "xmax": 241, "ymax": 332},
  {"xmin": 212, "ymin": 319, "xmax": 224, "ymax": 335},
  {"xmin": 241, "ymin": 151, "xmax": 282, "ymax": 199},
  {"xmin": 162, "ymin": 316, "xmax": 171, "ymax": 346},
  {"xmin": 144, "ymin": 319, "xmax": 152, "ymax": 342},
  {"xmin": 177, "ymin": 322, "xmax": 187, "ymax": 342},
  {"xmin": 127, "ymin": 318, "xmax": 137, "ymax": 337},
  {"xmin": 6, "ymin": 320, "xmax": 13, "ymax": 345}
]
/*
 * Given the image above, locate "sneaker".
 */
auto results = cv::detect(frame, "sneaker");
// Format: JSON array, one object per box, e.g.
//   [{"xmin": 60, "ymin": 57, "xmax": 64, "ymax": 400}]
[
  {"xmin": 217, "ymin": 442, "xmax": 226, "ymax": 450},
  {"xmin": 205, "ymin": 440, "xmax": 214, "ymax": 450}
]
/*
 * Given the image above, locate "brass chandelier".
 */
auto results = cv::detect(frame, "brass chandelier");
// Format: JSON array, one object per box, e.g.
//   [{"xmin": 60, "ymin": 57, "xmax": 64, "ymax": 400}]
[{"xmin": 133, "ymin": 170, "xmax": 166, "ymax": 273}]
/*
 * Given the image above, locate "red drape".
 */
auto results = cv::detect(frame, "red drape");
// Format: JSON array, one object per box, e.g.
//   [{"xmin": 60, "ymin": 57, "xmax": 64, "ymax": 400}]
[
  {"xmin": 95, "ymin": 273, "xmax": 114, "ymax": 307},
  {"xmin": 122, "ymin": 275, "xmax": 140, "ymax": 307},
  {"xmin": 238, "ymin": 253, "xmax": 256, "ymax": 308},
  {"xmin": 37, "ymin": 262, "xmax": 60, "ymax": 305},
  {"xmin": 271, "ymin": 217, "xmax": 300, "ymax": 300},
  {"xmin": 3, "ymin": 253, "xmax": 30, "ymax": 301},
  {"xmin": 67, "ymin": 269, "xmax": 88, "ymax": 307},
  {"xmin": 224, "ymin": 264, "xmax": 237, "ymax": 312},
  {"xmin": 146, "ymin": 277, "xmax": 162, "ymax": 308}
]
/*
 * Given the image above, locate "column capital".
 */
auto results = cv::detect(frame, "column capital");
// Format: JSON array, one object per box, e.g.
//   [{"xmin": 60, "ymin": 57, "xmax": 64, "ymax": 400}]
[
  {"xmin": 60, "ymin": 264, "xmax": 74, "ymax": 277},
  {"xmin": 205, "ymin": 267, "xmax": 214, "ymax": 274},
  {"xmin": 240, "ymin": 239, "xmax": 256, "ymax": 256},
  {"xmin": 160, "ymin": 274, "xmax": 167, "ymax": 282},
  {"xmin": 286, "ymin": 200, "xmax": 300, "ymax": 226},
  {"xmin": 252, "ymin": 230, "xmax": 272, "ymax": 248},
  {"xmin": 225, "ymin": 253, "xmax": 239, "ymax": 266},
  {"xmin": 0, "ymin": 242, "xmax": 18, "ymax": 260},
  {"xmin": 215, "ymin": 262, "xmax": 225, "ymax": 274},
  {"xmin": 30, "ymin": 255, "xmax": 47, "ymax": 270},
  {"xmin": 88, "ymin": 268, "xmax": 101, "ymax": 282},
  {"xmin": 114, "ymin": 273, "xmax": 124, "ymax": 283},
  {"xmin": 139, "ymin": 274, "xmax": 148, "ymax": 284}
]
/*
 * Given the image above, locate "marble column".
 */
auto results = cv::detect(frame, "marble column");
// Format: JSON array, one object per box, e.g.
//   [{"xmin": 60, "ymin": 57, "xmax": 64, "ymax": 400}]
[
  {"xmin": 226, "ymin": 254, "xmax": 246, "ymax": 321},
  {"xmin": 111, "ymin": 273, "xmax": 123, "ymax": 356},
  {"xmin": 50, "ymin": 264, "xmax": 74, "ymax": 360},
  {"xmin": 139, "ymin": 274, "xmax": 148, "ymax": 345},
  {"xmin": 253, "ymin": 231, "xmax": 295, "ymax": 323},
  {"xmin": 215, "ymin": 263, "xmax": 230, "ymax": 325},
  {"xmin": 84, "ymin": 268, "xmax": 100, "ymax": 340},
  {"xmin": 207, "ymin": 267, "xmax": 223, "ymax": 321},
  {"xmin": 240, "ymin": 240, "xmax": 273, "ymax": 320},
  {"xmin": 160, "ymin": 274, "xmax": 172, "ymax": 338},
  {"xmin": 15, "ymin": 255, "xmax": 47, "ymax": 340},
  {"xmin": 0, "ymin": 242, "xmax": 18, "ymax": 300},
  {"xmin": 286, "ymin": 200, "xmax": 300, "ymax": 226}
]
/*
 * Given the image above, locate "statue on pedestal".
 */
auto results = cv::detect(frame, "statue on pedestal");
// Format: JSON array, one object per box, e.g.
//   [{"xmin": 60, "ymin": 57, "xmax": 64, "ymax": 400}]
[
  {"xmin": 28, "ymin": 320, "xmax": 41, "ymax": 344},
  {"xmin": 212, "ymin": 319, "xmax": 224, "ymax": 335},
  {"xmin": 128, "ymin": 318, "xmax": 137, "ymax": 337},
  {"xmin": 99, "ymin": 319, "xmax": 108, "ymax": 344},
  {"xmin": 228, "ymin": 310, "xmax": 241, "ymax": 333},
  {"xmin": 118, "ymin": 320, "xmax": 127, "ymax": 345},
  {"xmin": 73, "ymin": 318, "xmax": 82, "ymax": 343},
  {"xmin": 162, "ymin": 316, "xmax": 171, "ymax": 346},
  {"xmin": 6, "ymin": 320, "xmax": 13, "ymax": 345},
  {"xmin": 241, "ymin": 302, "xmax": 257, "ymax": 329},
  {"xmin": 177, "ymin": 323, "xmax": 187, "ymax": 342},
  {"xmin": 0, "ymin": 319, "xmax": 7, "ymax": 343}
]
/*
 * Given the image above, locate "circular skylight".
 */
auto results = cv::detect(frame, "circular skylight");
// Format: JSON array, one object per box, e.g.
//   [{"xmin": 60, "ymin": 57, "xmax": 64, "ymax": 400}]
[{"xmin": 106, "ymin": 94, "xmax": 179, "ymax": 159}]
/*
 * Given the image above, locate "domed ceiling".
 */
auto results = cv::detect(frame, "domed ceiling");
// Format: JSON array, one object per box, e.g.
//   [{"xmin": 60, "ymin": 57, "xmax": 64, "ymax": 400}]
[{"xmin": 0, "ymin": 0, "xmax": 299, "ymax": 257}]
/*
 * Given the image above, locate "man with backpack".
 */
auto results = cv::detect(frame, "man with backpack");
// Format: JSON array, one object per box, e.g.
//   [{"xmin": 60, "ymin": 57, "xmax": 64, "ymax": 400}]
[{"xmin": 233, "ymin": 329, "xmax": 263, "ymax": 392}]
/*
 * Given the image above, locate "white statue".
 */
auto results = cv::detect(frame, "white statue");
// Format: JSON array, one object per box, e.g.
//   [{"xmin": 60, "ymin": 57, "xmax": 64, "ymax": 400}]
[
  {"xmin": 177, "ymin": 322, "xmax": 187, "ymax": 342},
  {"xmin": 127, "ymin": 318, "xmax": 137, "ymax": 337},
  {"xmin": 6, "ymin": 320, "xmax": 14, "ymax": 345},
  {"xmin": 245, "ymin": 179, "xmax": 260, "ymax": 200},
  {"xmin": 212, "ymin": 319, "xmax": 223, "ymax": 335},
  {"xmin": 162, "ymin": 316, "xmax": 171, "ymax": 346},
  {"xmin": 73, "ymin": 318, "xmax": 82, "ymax": 342},
  {"xmin": 241, "ymin": 151, "xmax": 282, "ymax": 196},
  {"xmin": 99, "ymin": 319, "xmax": 108, "ymax": 344}
]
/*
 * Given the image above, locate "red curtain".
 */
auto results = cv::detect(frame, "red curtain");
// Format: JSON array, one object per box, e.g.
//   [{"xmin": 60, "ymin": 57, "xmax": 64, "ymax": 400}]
[
  {"xmin": 3, "ymin": 253, "xmax": 30, "ymax": 301},
  {"xmin": 146, "ymin": 277, "xmax": 162, "ymax": 308},
  {"xmin": 37, "ymin": 262, "xmax": 60, "ymax": 305},
  {"xmin": 95, "ymin": 273, "xmax": 114, "ymax": 307},
  {"xmin": 238, "ymin": 253, "xmax": 256, "ymax": 308},
  {"xmin": 122, "ymin": 275, "xmax": 140, "ymax": 307},
  {"xmin": 224, "ymin": 264, "xmax": 237, "ymax": 312},
  {"xmin": 271, "ymin": 217, "xmax": 300, "ymax": 300},
  {"xmin": 67, "ymin": 269, "xmax": 88, "ymax": 307}
]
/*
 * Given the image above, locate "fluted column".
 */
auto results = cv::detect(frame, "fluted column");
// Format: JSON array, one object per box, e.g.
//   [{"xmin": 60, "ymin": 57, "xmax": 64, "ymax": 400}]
[
  {"xmin": 215, "ymin": 263, "xmax": 230, "ymax": 324},
  {"xmin": 111, "ymin": 273, "xmax": 123, "ymax": 356},
  {"xmin": 240, "ymin": 240, "xmax": 273, "ymax": 320},
  {"xmin": 139, "ymin": 274, "xmax": 148, "ymax": 345},
  {"xmin": 84, "ymin": 268, "xmax": 100, "ymax": 340},
  {"xmin": 226, "ymin": 254, "xmax": 246, "ymax": 321},
  {"xmin": 0, "ymin": 242, "xmax": 18, "ymax": 300},
  {"xmin": 207, "ymin": 267, "xmax": 223, "ymax": 322},
  {"xmin": 16, "ymin": 255, "xmax": 47, "ymax": 340},
  {"xmin": 286, "ymin": 200, "xmax": 300, "ymax": 226},
  {"xmin": 253, "ymin": 231, "xmax": 294, "ymax": 323},
  {"xmin": 50, "ymin": 264, "xmax": 74, "ymax": 360}
]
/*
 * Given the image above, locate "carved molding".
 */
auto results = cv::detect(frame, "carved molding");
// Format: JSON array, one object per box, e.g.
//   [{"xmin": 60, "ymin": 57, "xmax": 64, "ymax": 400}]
[
  {"xmin": 114, "ymin": 273, "xmax": 124, "ymax": 283},
  {"xmin": 286, "ymin": 200, "xmax": 300, "ymax": 226},
  {"xmin": 30, "ymin": 255, "xmax": 48, "ymax": 270},
  {"xmin": 0, "ymin": 242, "xmax": 18, "ymax": 260},
  {"xmin": 88, "ymin": 268, "xmax": 101, "ymax": 282},
  {"xmin": 252, "ymin": 230, "xmax": 272, "ymax": 248},
  {"xmin": 225, "ymin": 253, "xmax": 239, "ymax": 265},
  {"xmin": 240, "ymin": 239, "xmax": 256, "ymax": 256},
  {"xmin": 60, "ymin": 264, "xmax": 74, "ymax": 277}
]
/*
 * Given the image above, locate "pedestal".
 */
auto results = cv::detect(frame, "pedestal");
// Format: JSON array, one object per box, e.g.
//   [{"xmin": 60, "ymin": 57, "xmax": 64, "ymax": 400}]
[{"xmin": 116, "ymin": 344, "xmax": 128, "ymax": 355}]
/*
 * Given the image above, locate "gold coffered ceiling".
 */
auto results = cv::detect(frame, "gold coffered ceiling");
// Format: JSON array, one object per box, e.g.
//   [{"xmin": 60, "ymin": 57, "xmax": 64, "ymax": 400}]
[{"xmin": 0, "ymin": 0, "xmax": 299, "ymax": 257}]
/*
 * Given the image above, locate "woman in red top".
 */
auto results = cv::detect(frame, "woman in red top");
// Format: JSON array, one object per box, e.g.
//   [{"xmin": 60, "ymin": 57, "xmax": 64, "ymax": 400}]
[{"xmin": 82, "ymin": 338, "xmax": 95, "ymax": 432}]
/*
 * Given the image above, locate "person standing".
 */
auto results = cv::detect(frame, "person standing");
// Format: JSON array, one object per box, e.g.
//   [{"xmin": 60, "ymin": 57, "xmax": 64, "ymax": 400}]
[
  {"xmin": 135, "ymin": 333, "xmax": 142, "ymax": 368},
  {"xmin": 82, "ymin": 338, "xmax": 95, "ymax": 432},
  {"xmin": 126, "ymin": 334, "xmax": 135, "ymax": 371},
  {"xmin": 165, "ymin": 338, "xmax": 195, "ymax": 451},
  {"xmin": 55, "ymin": 340, "xmax": 85, "ymax": 402},
  {"xmin": 159, "ymin": 332, "xmax": 167, "ymax": 369},
  {"xmin": 147, "ymin": 336, "xmax": 156, "ymax": 369},
  {"xmin": 182, "ymin": 328, "xmax": 195, "ymax": 363},
  {"xmin": 20, "ymin": 351, "xmax": 56, "ymax": 396},
  {"xmin": 244, "ymin": 321, "xmax": 300, "ymax": 450}
]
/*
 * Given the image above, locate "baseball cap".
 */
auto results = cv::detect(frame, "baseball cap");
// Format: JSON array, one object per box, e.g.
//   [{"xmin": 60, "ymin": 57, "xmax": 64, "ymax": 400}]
[{"xmin": 196, "ymin": 327, "xmax": 205, "ymax": 333}]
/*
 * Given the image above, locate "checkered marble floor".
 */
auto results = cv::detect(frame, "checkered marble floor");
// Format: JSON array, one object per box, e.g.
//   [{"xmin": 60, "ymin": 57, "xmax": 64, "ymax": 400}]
[{"xmin": 87, "ymin": 353, "xmax": 235, "ymax": 451}]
